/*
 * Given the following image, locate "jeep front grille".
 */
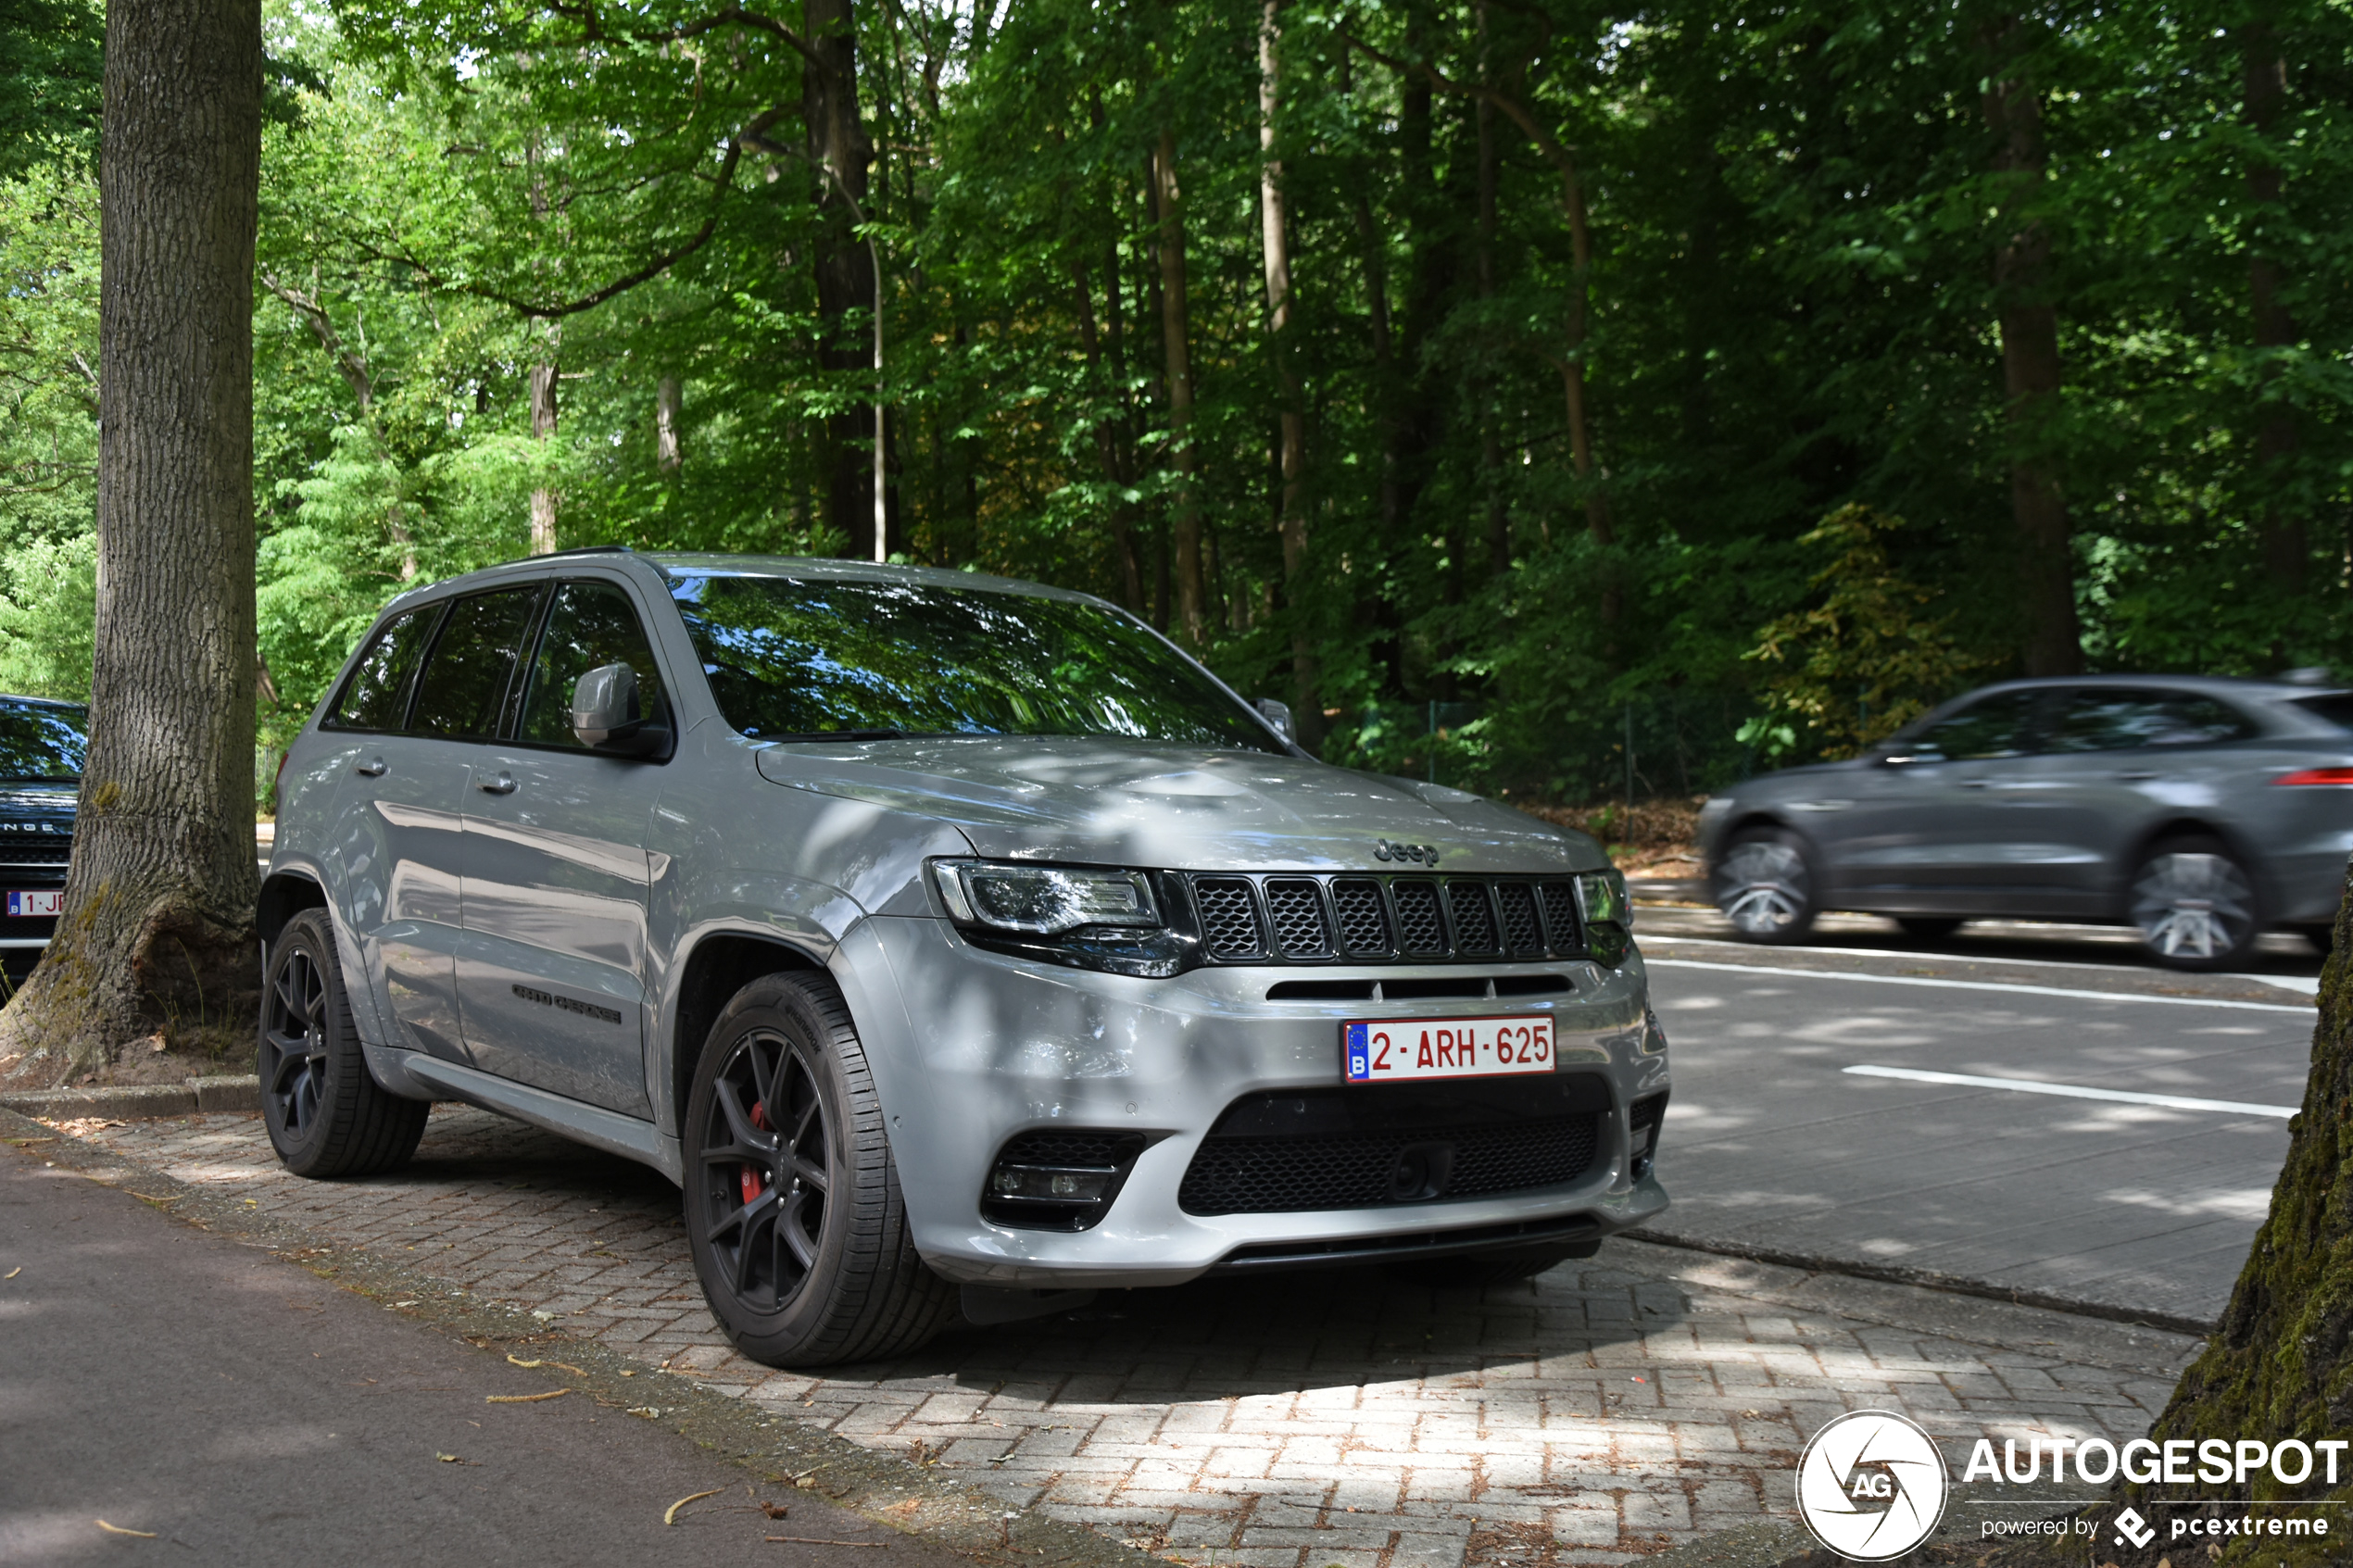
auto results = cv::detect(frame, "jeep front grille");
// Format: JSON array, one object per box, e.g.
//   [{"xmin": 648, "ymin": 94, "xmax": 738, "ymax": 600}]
[{"xmin": 1180, "ymin": 872, "xmax": 1586, "ymax": 966}]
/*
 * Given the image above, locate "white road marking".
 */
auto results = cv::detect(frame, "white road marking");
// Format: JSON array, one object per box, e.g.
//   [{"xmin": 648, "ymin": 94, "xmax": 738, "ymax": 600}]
[
  {"xmin": 1646, "ymin": 932, "xmax": 2322, "ymax": 995},
  {"xmin": 1644, "ymin": 957, "xmax": 2312, "ymax": 1014},
  {"xmin": 1843, "ymin": 1063, "xmax": 2297, "ymax": 1118}
]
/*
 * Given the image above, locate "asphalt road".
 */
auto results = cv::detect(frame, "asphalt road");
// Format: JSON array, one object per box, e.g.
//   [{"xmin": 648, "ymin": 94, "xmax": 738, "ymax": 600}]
[
  {"xmin": 1634, "ymin": 909, "xmax": 2320, "ymax": 1330},
  {"xmin": 0, "ymin": 1147, "xmax": 966, "ymax": 1567}
]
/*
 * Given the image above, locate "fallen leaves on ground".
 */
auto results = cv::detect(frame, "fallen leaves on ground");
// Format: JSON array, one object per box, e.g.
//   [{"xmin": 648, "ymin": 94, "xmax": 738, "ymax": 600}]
[
  {"xmin": 485, "ymin": 1388, "xmax": 571, "ymax": 1404},
  {"xmin": 664, "ymin": 1488, "xmax": 724, "ymax": 1525},
  {"xmin": 506, "ymin": 1354, "xmax": 589, "ymax": 1376},
  {"xmin": 94, "ymin": 1521, "xmax": 157, "ymax": 1537}
]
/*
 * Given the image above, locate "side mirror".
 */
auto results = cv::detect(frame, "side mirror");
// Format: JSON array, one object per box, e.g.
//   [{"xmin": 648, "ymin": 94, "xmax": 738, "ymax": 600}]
[
  {"xmin": 1255, "ymin": 697, "xmax": 1296, "ymax": 742},
  {"xmin": 572, "ymin": 663, "xmax": 667, "ymax": 757}
]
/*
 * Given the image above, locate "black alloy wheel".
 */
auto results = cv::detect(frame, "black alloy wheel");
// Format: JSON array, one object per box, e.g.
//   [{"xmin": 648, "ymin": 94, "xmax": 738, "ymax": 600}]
[
  {"xmin": 258, "ymin": 907, "xmax": 429, "ymax": 1178},
  {"xmin": 263, "ymin": 940, "xmax": 331, "ymax": 1138},
  {"xmin": 697, "ymin": 1025, "xmax": 834, "ymax": 1313},
  {"xmin": 681, "ymin": 972, "xmax": 956, "ymax": 1367}
]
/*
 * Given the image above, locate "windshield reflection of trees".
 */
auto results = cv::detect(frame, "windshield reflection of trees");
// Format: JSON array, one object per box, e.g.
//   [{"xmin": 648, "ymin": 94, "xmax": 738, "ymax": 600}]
[
  {"xmin": 0, "ymin": 705, "xmax": 86, "ymax": 780},
  {"xmin": 671, "ymin": 576, "xmax": 1279, "ymax": 752}
]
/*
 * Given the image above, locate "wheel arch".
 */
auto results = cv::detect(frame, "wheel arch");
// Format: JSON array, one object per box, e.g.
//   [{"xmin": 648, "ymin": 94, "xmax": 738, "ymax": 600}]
[
  {"xmin": 257, "ymin": 870, "xmax": 329, "ymax": 948},
  {"xmin": 666, "ymin": 930, "xmax": 829, "ymax": 1140}
]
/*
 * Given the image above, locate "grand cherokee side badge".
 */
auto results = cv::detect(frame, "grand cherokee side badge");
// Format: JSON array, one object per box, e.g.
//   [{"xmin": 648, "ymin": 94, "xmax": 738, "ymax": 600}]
[{"xmin": 1374, "ymin": 839, "xmax": 1440, "ymax": 865}]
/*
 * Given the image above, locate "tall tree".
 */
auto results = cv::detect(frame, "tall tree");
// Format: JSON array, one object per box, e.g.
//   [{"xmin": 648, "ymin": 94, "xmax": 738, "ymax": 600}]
[
  {"xmin": 2245, "ymin": 6, "xmax": 2302, "ymax": 597},
  {"xmin": 1257, "ymin": 0, "xmax": 1320, "ymax": 747},
  {"xmin": 806, "ymin": 0, "xmax": 882, "ymax": 562},
  {"xmin": 1982, "ymin": 17, "xmax": 2082, "ymax": 677},
  {"xmin": 0, "ymin": 0, "xmax": 101, "ymax": 178},
  {"xmin": 0, "ymin": 0, "xmax": 263, "ymax": 1076},
  {"xmin": 1152, "ymin": 124, "xmax": 1205, "ymax": 646}
]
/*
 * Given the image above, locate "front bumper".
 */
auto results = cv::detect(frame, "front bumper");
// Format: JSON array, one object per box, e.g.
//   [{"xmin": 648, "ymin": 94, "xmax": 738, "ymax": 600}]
[{"xmin": 837, "ymin": 915, "xmax": 1672, "ymax": 1289}]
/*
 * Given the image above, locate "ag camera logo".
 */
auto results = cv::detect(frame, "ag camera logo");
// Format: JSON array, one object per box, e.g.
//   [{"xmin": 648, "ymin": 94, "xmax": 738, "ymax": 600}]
[{"xmin": 1795, "ymin": 1411, "xmax": 1950, "ymax": 1561}]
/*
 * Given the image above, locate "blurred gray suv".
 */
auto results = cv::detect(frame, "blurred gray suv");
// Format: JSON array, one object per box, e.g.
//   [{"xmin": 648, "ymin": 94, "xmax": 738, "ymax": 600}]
[
  {"xmin": 1699, "ymin": 674, "xmax": 2353, "ymax": 969},
  {"xmin": 258, "ymin": 551, "xmax": 1670, "ymax": 1366}
]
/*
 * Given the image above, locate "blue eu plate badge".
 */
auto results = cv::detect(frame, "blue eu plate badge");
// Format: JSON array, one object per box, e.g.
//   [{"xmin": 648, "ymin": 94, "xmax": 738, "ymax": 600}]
[{"xmin": 1345, "ymin": 1022, "xmax": 1371, "ymax": 1082}]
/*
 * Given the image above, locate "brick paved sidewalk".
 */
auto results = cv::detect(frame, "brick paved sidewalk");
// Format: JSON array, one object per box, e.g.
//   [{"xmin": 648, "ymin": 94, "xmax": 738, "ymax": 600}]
[{"xmin": 46, "ymin": 1107, "xmax": 2199, "ymax": 1568}]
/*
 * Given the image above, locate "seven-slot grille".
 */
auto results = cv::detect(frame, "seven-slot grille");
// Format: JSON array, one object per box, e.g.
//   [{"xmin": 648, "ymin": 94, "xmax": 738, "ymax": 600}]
[{"xmin": 1181, "ymin": 873, "xmax": 1583, "ymax": 965}]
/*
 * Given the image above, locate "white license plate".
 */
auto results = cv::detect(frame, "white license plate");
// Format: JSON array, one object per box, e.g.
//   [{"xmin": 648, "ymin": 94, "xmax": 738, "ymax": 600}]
[
  {"xmin": 1342, "ymin": 1014, "xmax": 1554, "ymax": 1085},
  {"xmin": 6, "ymin": 890, "xmax": 60, "ymax": 917}
]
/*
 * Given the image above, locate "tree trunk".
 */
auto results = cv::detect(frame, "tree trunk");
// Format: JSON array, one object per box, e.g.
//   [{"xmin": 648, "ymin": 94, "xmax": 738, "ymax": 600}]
[
  {"xmin": 2246, "ymin": 15, "xmax": 2303, "ymax": 596},
  {"xmin": 0, "ymin": 0, "xmax": 263, "ymax": 1080},
  {"xmin": 656, "ymin": 375, "xmax": 683, "ymax": 473},
  {"xmin": 1152, "ymin": 127, "xmax": 1205, "ymax": 648},
  {"xmin": 1473, "ymin": 44, "xmax": 1508, "ymax": 582},
  {"xmin": 805, "ymin": 0, "xmax": 879, "ymax": 562},
  {"xmin": 1982, "ymin": 23, "xmax": 2082, "ymax": 677},
  {"xmin": 1073, "ymin": 260, "xmax": 1143, "ymax": 611},
  {"xmin": 528, "ymin": 326, "xmax": 558, "ymax": 554},
  {"xmin": 1258, "ymin": 0, "xmax": 1321, "ymax": 750}
]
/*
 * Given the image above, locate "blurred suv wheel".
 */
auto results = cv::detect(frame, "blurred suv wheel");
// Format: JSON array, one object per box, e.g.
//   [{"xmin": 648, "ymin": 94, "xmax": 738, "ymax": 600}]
[
  {"xmin": 2131, "ymin": 836, "xmax": 2259, "ymax": 972},
  {"xmin": 1714, "ymin": 827, "xmax": 1818, "ymax": 944}
]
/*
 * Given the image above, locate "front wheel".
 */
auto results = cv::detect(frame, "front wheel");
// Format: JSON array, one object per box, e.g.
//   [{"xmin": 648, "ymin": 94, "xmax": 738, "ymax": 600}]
[
  {"xmin": 2130, "ymin": 838, "xmax": 2260, "ymax": 972},
  {"xmin": 1713, "ymin": 828, "xmax": 1819, "ymax": 943},
  {"xmin": 259, "ymin": 908, "xmax": 429, "ymax": 1178},
  {"xmin": 682, "ymin": 972, "xmax": 955, "ymax": 1368}
]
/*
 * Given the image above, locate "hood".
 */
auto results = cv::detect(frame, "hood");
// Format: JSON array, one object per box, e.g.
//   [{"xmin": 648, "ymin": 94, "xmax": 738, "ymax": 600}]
[
  {"xmin": 753, "ymin": 736, "xmax": 1602, "ymax": 873},
  {"xmin": 0, "ymin": 782, "xmax": 75, "ymax": 830}
]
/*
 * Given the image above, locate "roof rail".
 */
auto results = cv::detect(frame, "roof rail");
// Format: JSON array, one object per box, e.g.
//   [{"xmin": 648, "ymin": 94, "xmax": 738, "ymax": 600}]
[{"xmin": 541, "ymin": 545, "xmax": 633, "ymax": 558}]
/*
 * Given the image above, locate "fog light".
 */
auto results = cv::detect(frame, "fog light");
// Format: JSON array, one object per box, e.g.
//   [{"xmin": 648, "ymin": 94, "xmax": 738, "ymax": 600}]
[{"xmin": 984, "ymin": 1163, "xmax": 1112, "ymax": 1204}]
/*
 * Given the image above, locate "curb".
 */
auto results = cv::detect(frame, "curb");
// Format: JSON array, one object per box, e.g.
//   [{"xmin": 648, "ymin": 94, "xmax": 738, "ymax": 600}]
[
  {"xmin": 1, "ymin": 1073, "xmax": 260, "ymax": 1121},
  {"xmin": 1625, "ymin": 1224, "xmax": 2219, "ymax": 1338}
]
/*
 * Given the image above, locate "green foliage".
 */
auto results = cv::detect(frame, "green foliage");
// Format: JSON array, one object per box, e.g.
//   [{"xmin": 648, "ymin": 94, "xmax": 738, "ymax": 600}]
[
  {"xmin": 10, "ymin": 0, "xmax": 2353, "ymax": 801},
  {"xmin": 0, "ymin": 0, "xmax": 100, "ymax": 180},
  {"xmin": 1742, "ymin": 506, "xmax": 1999, "ymax": 764}
]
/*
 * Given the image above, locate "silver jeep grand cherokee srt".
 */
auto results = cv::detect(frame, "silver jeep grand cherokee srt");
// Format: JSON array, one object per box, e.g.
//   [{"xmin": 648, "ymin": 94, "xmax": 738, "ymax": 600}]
[{"xmin": 260, "ymin": 550, "xmax": 1669, "ymax": 1366}]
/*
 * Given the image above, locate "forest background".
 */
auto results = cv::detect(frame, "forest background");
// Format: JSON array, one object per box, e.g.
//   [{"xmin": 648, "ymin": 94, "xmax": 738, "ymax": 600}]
[{"xmin": 4, "ymin": 0, "xmax": 2351, "ymax": 808}]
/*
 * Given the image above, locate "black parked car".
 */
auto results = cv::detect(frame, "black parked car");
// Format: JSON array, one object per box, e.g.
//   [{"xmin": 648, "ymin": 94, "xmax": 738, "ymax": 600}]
[{"xmin": 0, "ymin": 696, "xmax": 85, "ymax": 977}]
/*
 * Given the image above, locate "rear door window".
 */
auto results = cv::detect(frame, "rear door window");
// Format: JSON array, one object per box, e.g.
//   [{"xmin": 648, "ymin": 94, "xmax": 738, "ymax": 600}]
[
  {"xmin": 2048, "ymin": 689, "xmax": 2259, "ymax": 751},
  {"xmin": 514, "ymin": 582, "xmax": 670, "ymax": 748},
  {"xmin": 1904, "ymin": 690, "xmax": 2047, "ymax": 761},
  {"xmin": 325, "ymin": 607, "xmax": 440, "ymax": 733},
  {"xmin": 406, "ymin": 588, "xmax": 545, "ymax": 740}
]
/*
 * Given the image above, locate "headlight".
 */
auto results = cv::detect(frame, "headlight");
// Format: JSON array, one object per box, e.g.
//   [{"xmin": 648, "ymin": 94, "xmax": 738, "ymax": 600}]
[
  {"xmin": 932, "ymin": 859, "xmax": 1194, "ymax": 978},
  {"xmin": 1576, "ymin": 868, "xmax": 1634, "ymax": 967}
]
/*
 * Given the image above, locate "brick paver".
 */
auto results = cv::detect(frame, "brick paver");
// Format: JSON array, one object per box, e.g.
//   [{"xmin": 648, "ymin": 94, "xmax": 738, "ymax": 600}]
[{"xmin": 49, "ymin": 1108, "xmax": 2199, "ymax": 1566}]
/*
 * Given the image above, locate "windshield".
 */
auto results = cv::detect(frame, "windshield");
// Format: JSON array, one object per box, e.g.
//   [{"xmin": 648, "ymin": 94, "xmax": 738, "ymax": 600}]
[
  {"xmin": 0, "ymin": 701, "xmax": 86, "ymax": 780},
  {"xmin": 667, "ymin": 574, "xmax": 1285, "ymax": 753}
]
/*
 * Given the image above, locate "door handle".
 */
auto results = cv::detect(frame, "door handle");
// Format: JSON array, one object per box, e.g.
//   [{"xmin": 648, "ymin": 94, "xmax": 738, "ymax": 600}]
[
  {"xmin": 353, "ymin": 757, "xmax": 386, "ymax": 777},
  {"xmin": 476, "ymin": 771, "xmax": 517, "ymax": 796}
]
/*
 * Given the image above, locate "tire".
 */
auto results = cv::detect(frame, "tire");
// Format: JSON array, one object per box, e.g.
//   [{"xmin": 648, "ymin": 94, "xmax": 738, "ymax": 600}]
[
  {"xmin": 1713, "ymin": 827, "xmax": 1819, "ymax": 943},
  {"xmin": 259, "ymin": 908, "xmax": 429, "ymax": 1179},
  {"xmin": 2130, "ymin": 836, "xmax": 2261, "ymax": 972},
  {"xmin": 1895, "ymin": 916, "xmax": 1964, "ymax": 943},
  {"xmin": 1389, "ymin": 1240, "xmax": 1600, "ymax": 1289},
  {"xmin": 682, "ymin": 972, "xmax": 956, "ymax": 1368}
]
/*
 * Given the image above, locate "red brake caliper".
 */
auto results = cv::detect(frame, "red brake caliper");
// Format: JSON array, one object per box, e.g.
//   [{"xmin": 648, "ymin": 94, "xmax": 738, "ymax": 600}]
[{"xmin": 739, "ymin": 1101, "xmax": 771, "ymax": 1206}]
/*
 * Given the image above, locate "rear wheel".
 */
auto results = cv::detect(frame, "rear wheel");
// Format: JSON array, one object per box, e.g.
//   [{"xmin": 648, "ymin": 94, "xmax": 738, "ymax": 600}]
[
  {"xmin": 1714, "ymin": 827, "xmax": 1819, "ymax": 943},
  {"xmin": 682, "ymin": 972, "xmax": 956, "ymax": 1368},
  {"xmin": 2130, "ymin": 837, "xmax": 2260, "ymax": 972},
  {"xmin": 259, "ymin": 909, "xmax": 429, "ymax": 1178}
]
